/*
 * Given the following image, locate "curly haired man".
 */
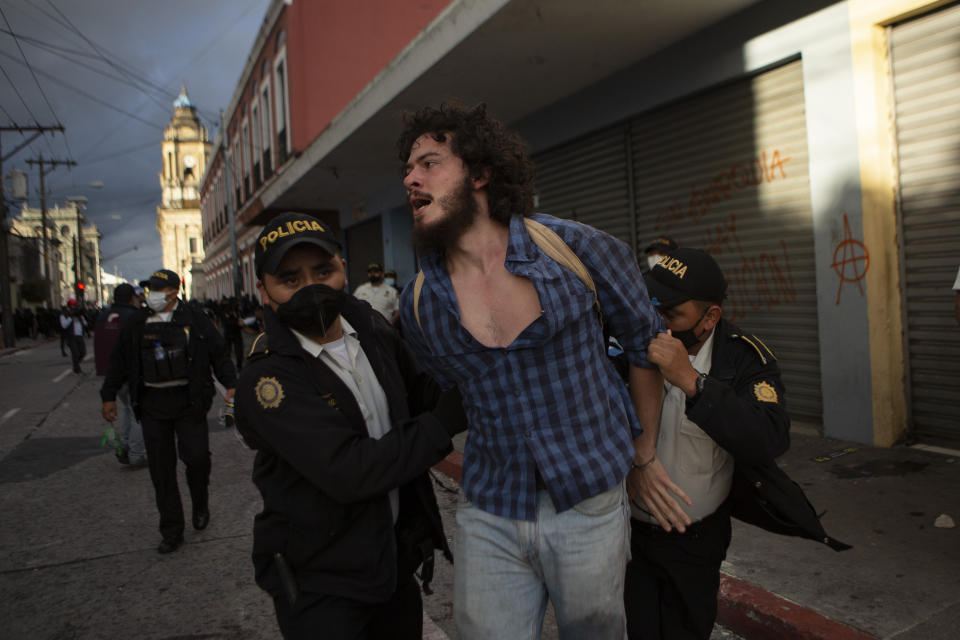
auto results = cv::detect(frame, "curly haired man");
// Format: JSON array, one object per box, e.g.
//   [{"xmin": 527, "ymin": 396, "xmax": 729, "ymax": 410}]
[{"xmin": 397, "ymin": 103, "xmax": 668, "ymax": 639}]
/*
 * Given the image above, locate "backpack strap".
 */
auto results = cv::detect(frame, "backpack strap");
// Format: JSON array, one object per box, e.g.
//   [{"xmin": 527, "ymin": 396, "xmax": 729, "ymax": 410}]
[
  {"xmin": 413, "ymin": 217, "xmax": 599, "ymax": 329},
  {"xmin": 413, "ymin": 270, "xmax": 426, "ymax": 329},
  {"xmin": 522, "ymin": 218, "xmax": 599, "ymax": 311}
]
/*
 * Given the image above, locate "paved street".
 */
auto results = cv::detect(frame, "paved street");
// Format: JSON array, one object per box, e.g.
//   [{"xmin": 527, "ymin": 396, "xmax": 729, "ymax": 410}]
[
  {"xmin": 0, "ymin": 339, "xmax": 281, "ymax": 638},
  {"xmin": 0, "ymin": 338, "xmax": 744, "ymax": 639}
]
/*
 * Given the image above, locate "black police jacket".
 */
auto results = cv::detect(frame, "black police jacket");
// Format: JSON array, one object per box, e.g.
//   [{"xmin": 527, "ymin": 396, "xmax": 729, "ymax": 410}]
[
  {"xmin": 100, "ymin": 301, "xmax": 237, "ymax": 418},
  {"xmin": 685, "ymin": 317, "xmax": 850, "ymax": 551},
  {"xmin": 234, "ymin": 297, "xmax": 454, "ymax": 604}
]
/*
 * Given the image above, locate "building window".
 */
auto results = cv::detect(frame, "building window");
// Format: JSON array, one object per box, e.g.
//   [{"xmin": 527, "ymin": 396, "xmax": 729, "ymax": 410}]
[
  {"xmin": 234, "ymin": 137, "xmax": 243, "ymax": 206},
  {"xmin": 275, "ymin": 57, "xmax": 289, "ymax": 165},
  {"xmin": 261, "ymin": 81, "xmax": 273, "ymax": 178},
  {"xmin": 242, "ymin": 121, "xmax": 251, "ymax": 200},
  {"xmin": 252, "ymin": 104, "xmax": 262, "ymax": 190},
  {"xmin": 189, "ymin": 237, "xmax": 197, "ymax": 254}
]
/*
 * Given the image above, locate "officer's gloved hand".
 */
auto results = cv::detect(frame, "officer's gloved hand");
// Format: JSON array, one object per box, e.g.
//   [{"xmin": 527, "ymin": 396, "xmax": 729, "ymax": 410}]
[{"xmin": 432, "ymin": 387, "xmax": 468, "ymax": 437}]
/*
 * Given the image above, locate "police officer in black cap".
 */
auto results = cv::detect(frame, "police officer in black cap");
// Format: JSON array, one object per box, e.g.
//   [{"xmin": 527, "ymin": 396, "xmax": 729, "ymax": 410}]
[
  {"xmin": 624, "ymin": 248, "xmax": 848, "ymax": 640},
  {"xmin": 234, "ymin": 213, "xmax": 467, "ymax": 639},
  {"xmin": 101, "ymin": 268, "xmax": 237, "ymax": 554},
  {"xmin": 641, "ymin": 236, "xmax": 679, "ymax": 272}
]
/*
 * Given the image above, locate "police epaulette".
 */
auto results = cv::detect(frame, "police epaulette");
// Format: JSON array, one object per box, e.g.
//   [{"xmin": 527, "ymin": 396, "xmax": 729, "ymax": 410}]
[
  {"xmin": 731, "ymin": 333, "xmax": 776, "ymax": 365},
  {"xmin": 248, "ymin": 332, "xmax": 269, "ymax": 358}
]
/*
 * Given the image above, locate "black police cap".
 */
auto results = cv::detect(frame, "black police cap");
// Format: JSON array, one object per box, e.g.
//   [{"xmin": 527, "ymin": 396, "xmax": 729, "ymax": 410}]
[{"xmin": 643, "ymin": 247, "xmax": 727, "ymax": 307}]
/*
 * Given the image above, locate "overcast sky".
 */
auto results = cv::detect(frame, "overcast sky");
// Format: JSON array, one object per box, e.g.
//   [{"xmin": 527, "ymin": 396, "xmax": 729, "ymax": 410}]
[{"xmin": 1, "ymin": 0, "xmax": 271, "ymax": 288}]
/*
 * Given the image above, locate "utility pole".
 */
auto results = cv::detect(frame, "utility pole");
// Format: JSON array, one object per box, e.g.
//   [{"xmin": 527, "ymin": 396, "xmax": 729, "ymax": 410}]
[
  {"xmin": 25, "ymin": 155, "xmax": 77, "ymax": 309},
  {"xmin": 0, "ymin": 124, "xmax": 65, "ymax": 348}
]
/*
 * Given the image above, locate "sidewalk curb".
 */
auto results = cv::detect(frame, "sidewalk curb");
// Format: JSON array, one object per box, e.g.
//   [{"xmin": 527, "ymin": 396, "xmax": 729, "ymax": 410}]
[
  {"xmin": 0, "ymin": 337, "xmax": 56, "ymax": 359},
  {"xmin": 431, "ymin": 451, "xmax": 877, "ymax": 640},
  {"xmin": 718, "ymin": 573, "xmax": 877, "ymax": 640}
]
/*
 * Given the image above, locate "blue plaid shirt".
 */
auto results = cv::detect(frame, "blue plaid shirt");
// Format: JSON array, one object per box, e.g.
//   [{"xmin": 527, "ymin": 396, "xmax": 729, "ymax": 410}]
[{"xmin": 399, "ymin": 213, "xmax": 664, "ymax": 520}]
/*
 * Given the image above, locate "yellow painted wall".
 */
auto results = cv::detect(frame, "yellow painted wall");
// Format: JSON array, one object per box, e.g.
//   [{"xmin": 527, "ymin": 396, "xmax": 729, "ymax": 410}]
[{"xmin": 847, "ymin": 0, "xmax": 952, "ymax": 445}]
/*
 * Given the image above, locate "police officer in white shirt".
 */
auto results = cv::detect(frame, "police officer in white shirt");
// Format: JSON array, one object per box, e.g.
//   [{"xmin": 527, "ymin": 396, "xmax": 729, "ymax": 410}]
[{"xmin": 352, "ymin": 262, "xmax": 399, "ymax": 324}]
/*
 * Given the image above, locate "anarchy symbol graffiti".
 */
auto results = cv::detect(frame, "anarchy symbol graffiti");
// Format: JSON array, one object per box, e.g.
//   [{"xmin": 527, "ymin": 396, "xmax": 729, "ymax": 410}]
[{"xmin": 831, "ymin": 212, "xmax": 870, "ymax": 305}]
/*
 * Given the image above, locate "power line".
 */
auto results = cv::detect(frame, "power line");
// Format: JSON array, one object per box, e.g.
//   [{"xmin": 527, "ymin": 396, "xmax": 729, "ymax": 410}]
[
  {"xmin": 0, "ymin": 27, "xmax": 105, "ymax": 62},
  {"xmin": 0, "ymin": 4, "xmax": 62, "ymax": 130},
  {"xmin": 0, "ymin": 49, "xmax": 164, "ymax": 130},
  {"xmin": 0, "ymin": 27, "xmax": 172, "ymax": 119},
  {"xmin": 81, "ymin": 139, "xmax": 158, "ymax": 165},
  {"xmin": 0, "ymin": 59, "xmax": 39, "ymax": 124},
  {"xmin": 0, "ymin": 100, "xmax": 15, "ymax": 123},
  {"xmin": 0, "ymin": 59, "xmax": 55, "ymax": 157},
  {"xmin": 42, "ymin": 1, "xmax": 219, "ymax": 123}
]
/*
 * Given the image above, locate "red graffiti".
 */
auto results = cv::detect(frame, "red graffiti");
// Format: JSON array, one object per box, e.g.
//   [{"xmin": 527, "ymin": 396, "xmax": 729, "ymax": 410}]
[
  {"xmin": 831, "ymin": 212, "xmax": 869, "ymax": 305},
  {"xmin": 725, "ymin": 238, "xmax": 797, "ymax": 323},
  {"xmin": 685, "ymin": 212, "xmax": 797, "ymax": 322},
  {"xmin": 701, "ymin": 212, "xmax": 742, "ymax": 257},
  {"xmin": 654, "ymin": 149, "xmax": 790, "ymax": 230}
]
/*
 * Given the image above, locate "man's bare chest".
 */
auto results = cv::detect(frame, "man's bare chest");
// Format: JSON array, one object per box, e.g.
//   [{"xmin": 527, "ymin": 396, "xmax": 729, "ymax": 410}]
[{"xmin": 451, "ymin": 270, "xmax": 542, "ymax": 348}]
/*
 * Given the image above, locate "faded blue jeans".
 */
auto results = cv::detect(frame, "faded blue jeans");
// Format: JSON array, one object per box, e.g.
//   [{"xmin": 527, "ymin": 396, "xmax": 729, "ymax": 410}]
[
  {"xmin": 454, "ymin": 483, "xmax": 630, "ymax": 640},
  {"xmin": 117, "ymin": 384, "xmax": 146, "ymax": 464}
]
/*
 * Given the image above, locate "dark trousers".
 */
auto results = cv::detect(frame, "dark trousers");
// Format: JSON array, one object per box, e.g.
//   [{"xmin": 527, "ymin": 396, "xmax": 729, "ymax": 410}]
[
  {"xmin": 272, "ymin": 574, "xmax": 423, "ymax": 640},
  {"xmin": 139, "ymin": 386, "xmax": 211, "ymax": 540},
  {"xmin": 67, "ymin": 335, "xmax": 86, "ymax": 372},
  {"xmin": 624, "ymin": 503, "xmax": 732, "ymax": 640},
  {"xmin": 227, "ymin": 336, "xmax": 244, "ymax": 371}
]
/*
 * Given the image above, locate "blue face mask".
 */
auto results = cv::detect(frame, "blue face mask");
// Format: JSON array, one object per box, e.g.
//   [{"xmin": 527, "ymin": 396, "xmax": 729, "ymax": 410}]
[{"xmin": 385, "ymin": 278, "xmax": 396, "ymax": 287}]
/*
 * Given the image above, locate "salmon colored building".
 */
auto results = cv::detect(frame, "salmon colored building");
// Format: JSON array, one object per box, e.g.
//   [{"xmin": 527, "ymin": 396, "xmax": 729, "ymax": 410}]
[{"xmin": 200, "ymin": 0, "xmax": 960, "ymax": 449}]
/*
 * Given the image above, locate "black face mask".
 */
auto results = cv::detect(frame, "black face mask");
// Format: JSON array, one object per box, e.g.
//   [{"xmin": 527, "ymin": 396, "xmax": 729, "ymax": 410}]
[
  {"xmin": 273, "ymin": 284, "xmax": 346, "ymax": 337},
  {"xmin": 368, "ymin": 275, "xmax": 383, "ymax": 284},
  {"xmin": 671, "ymin": 307, "xmax": 710, "ymax": 349}
]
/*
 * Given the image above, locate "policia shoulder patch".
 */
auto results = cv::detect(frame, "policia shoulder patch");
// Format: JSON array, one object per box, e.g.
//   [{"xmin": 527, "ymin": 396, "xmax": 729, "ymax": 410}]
[
  {"xmin": 753, "ymin": 381, "xmax": 779, "ymax": 404},
  {"xmin": 255, "ymin": 376, "xmax": 285, "ymax": 409}
]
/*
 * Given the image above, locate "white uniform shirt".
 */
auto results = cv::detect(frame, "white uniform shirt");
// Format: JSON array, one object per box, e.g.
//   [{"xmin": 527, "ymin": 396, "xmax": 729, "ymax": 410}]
[
  {"xmin": 352, "ymin": 282, "xmax": 398, "ymax": 321},
  {"xmin": 291, "ymin": 318, "xmax": 398, "ymax": 522},
  {"xmin": 631, "ymin": 330, "xmax": 734, "ymax": 524}
]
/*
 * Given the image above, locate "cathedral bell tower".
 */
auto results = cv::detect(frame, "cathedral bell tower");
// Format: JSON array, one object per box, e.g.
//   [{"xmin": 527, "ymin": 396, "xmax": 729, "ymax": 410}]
[{"xmin": 156, "ymin": 85, "xmax": 210, "ymax": 299}]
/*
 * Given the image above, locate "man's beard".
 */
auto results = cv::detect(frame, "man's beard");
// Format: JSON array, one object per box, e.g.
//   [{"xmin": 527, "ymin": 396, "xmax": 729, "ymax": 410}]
[{"xmin": 411, "ymin": 175, "xmax": 477, "ymax": 254}]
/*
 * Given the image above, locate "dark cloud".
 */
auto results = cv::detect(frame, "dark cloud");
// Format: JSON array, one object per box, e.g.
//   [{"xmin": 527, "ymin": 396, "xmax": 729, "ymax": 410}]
[{"xmin": 1, "ymin": 0, "xmax": 270, "ymax": 284}]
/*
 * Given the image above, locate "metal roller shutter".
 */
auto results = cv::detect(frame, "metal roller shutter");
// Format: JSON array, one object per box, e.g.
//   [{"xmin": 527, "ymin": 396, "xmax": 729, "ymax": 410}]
[
  {"xmin": 533, "ymin": 124, "xmax": 634, "ymax": 247},
  {"xmin": 890, "ymin": 3, "xmax": 960, "ymax": 443},
  {"xmin": 631, "ymin": 60, "xmax": 823, "ymax": 426}
]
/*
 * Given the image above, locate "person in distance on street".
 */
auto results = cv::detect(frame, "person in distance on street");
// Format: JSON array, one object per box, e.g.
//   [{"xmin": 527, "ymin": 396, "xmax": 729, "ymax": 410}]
[
  {"xmin": 60, "ymin": 299, "xmax": 87, "ymax": 373},
  {"xmin": 235, "ymin": 212, "xmax": 467, "ymax": 639},
  {"xmin": 351, "ymin": 262, "xmax": 400, "ymax": 324},
  {"xmin": 100, "ymin": 269, "xmax": 237, "ymax": 554},
  {"xmin": 641, "ymin": 236, "xmax": 679, "ymax": 273},
  {"xmin": 94, "ymin": 283, "xmax": 147, "ymax": 466}
]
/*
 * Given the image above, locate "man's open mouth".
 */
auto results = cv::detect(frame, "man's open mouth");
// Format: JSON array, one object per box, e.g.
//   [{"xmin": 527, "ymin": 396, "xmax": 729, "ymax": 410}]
[{"xmin": 410, "ymin": 194, "xmax": 432, "ymax": 215}]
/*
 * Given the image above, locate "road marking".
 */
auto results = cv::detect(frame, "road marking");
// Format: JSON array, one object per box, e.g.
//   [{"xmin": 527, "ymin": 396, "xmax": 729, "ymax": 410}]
[
  {"xmin": 53, "ymin": 369, "xmax": 72, "ymax": 383},
  {"xmin": 0, "ymin": 408, "xmax": 21, "ymax": 426}
]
